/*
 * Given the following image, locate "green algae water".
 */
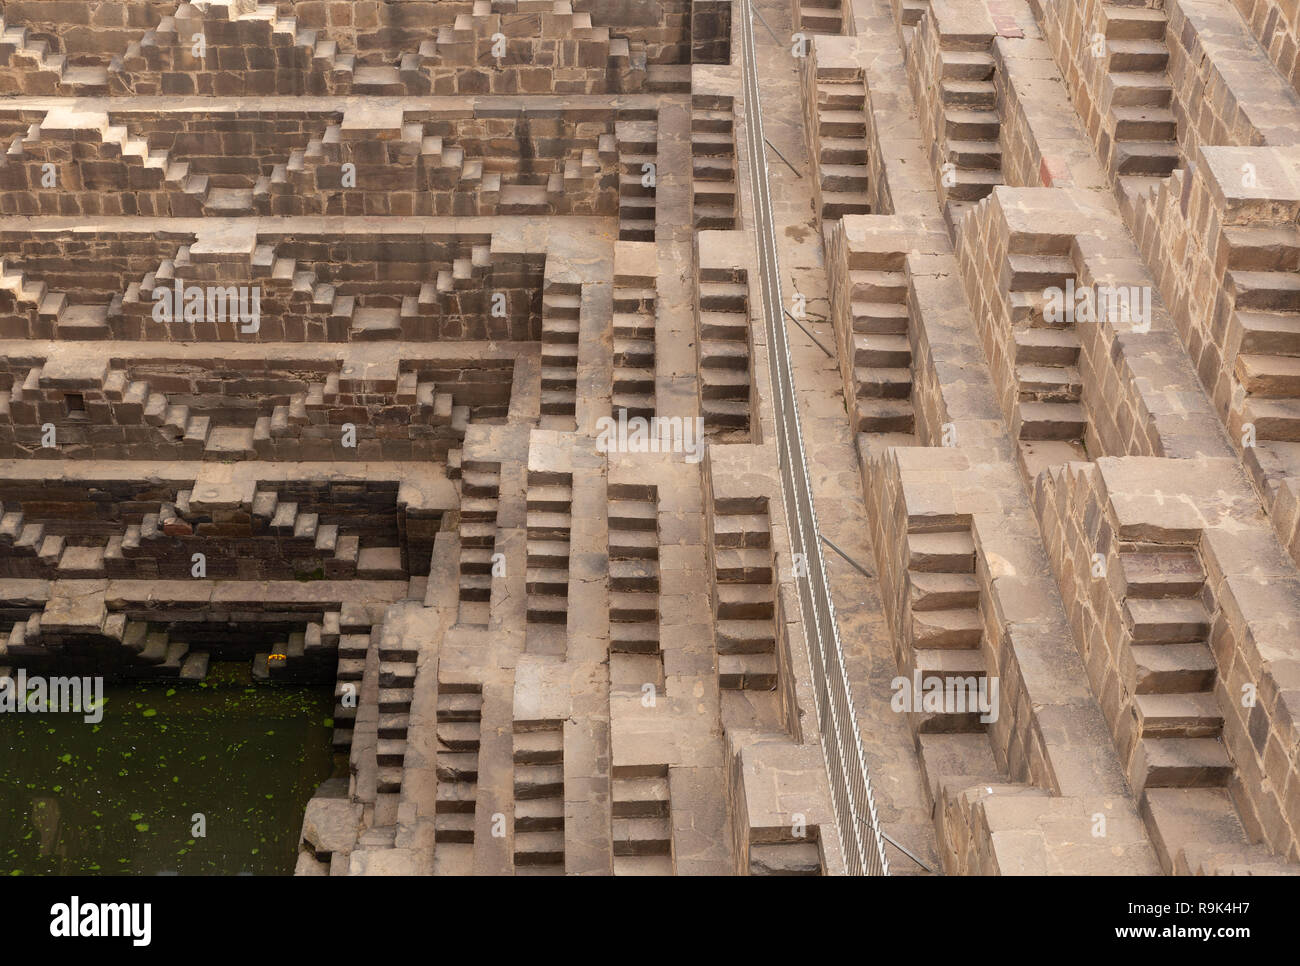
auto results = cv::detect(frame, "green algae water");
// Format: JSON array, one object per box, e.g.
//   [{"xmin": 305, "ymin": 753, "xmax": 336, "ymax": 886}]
[{"xmin": 0, "ymin": 663, "xmax": 339, "ymax": 876}]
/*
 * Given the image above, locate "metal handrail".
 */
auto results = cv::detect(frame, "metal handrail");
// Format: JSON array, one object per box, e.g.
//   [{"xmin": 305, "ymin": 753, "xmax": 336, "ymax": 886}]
[{"xmin": 736, "ymin": 0, "xmax": 889, "ymax": 876}]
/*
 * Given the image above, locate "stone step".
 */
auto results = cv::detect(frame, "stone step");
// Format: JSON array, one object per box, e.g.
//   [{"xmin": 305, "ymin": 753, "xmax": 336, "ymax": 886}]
[
  {"xmin": 849, "ymin": 269, "xmax": 907, "ymax": 301},
  {"xmin": 940, "ymin": 50, "xmax": 995, "ymax": 81},
  {"xmin": 1228, "ymin": 271, "xmax": 1300, "ymax": 313},
  {"xmin": 609, "ymin": 530, "xmax": 660, "ymax": 562},
  {"xmin": 608, "ymin": 586, "xmax": 658, "ymax": 621},
  {"xmin": 907, "ymin": 530, "xmax": 975, "ymax": 573},
  {"xmin": 910, "ymin": 607, "xmax": 982, "ymax": 649},
  {"xmin": 851, "ymin": 300, "xmax": 910, "ymax": 334},
  {"xmin": 436, "ymin": 692, "xmax": 483, "ymax": 721},
  {"xmin": 713, "ymin": 512, "xmax": 770, "ymax": 548},
  {"xmin": 800, "ymin": 5, "xmax": 843, "ymax": 32},
  {"xmin": 1136, "ymin": 737, "xmax": 1232, "ymax": 790},
  {"xmin": 698, "ymin": 280, "xmax": 748, "ymax": 312},
  {"xmin": 854, "ymin": 333, "xmax": 911, "ymax": 367},
  {"xmin": 819, "ymin": 135, "xmax": 868, "ymax": 165},
  {"xmin": 907, "ymin": 571, "xmax": 980, "ymax": 611},
  {"xmin": 1101, "ymin": 5, "xmax": 1168, "ymax": 41},
  {"xmin": 526, "ymin": 510, "xmax": 572, "ymax": 539},
  {"xmin": 715, "ymin": 618, "xmax": 776, "ymax": 654},
  {"xmin": 1125, "ymin": 596, "xmax": 1210, "ymax": 644},
  {"xmin": 1223, "ymin": 226, "xmax": 1300, "ymax": 272},
  {"xmin": 1134, "ymin": 692, "xmax": 1223, "ymax": 739},
  {"xmin": 434, "ymin": 810, "xmax": 475, "ymax": 843},
  {"xmin": 702, "ymin": 397, "xmax": 751, "ymax": 427},
  {"xmin": 1236, "ymin": 353, "xmax": 1300, "ymax": 396},
  {"xmin": 821, "ymin": 190, "xmax": 872, "ymax": 219},
  {"xmin": 435, "ymin": 751, "xmax": 479, "ymax": 783},
  {"xmin": 818, "ymin": 110, "xmax": 867, "ymax": 138},
  {"xmin": 1114, "ymin": 139, "xmax": 1179, "ymax": 176},
  {"xmin": 1240, "ymin": 395, "xmax": 1300, "ymax": 441},
  {"xmin": 515, "ymin": 796, "xmax": 565, "ymax": 831},
  {"xmin": 525, "ymin": 537, "xmax": 570, "ymax": 568},
  {"xmin": 609, "ymin": 557, "xmax": 659, "ymax": 592},
  {"xmin": 1113, "ymin": 105, "xmax": 1176, "ymax": 140},
  {"xmin": 612, "ymin": 776, "xmax": 670, "ymax": 817},
  {"xmin": 944, "ymin": 109, "xmax": 1000, "ymax": 141},
  {"xmin": 1016, "ymin": 401, "xmax": 1086, "ymax": 441},
  {"xmin": 1125, "ymin": 643, "xmax": 1217, "ymax": 694},
  {"xmin": 1119, "ymin": 552, "xmax": 1205, "ymax": 598},
  {"xmin": 816, "ymin": 82, "xmax": 864, "ymax": 110},
  {"xmin": 856, "ymin": 397, "xmax": 915, "ymax": 433},
  {"xmin": 853, "ymin": 366, "xmax": 912, "ymax": 398},
  {"xmin": 715, "ymin": 582, "xmax": 774, "ymax": 620},
  {"xmin": 1007, "ymin": 254, "xmax": 1075, "ymax": 289},
  {"xmin": 820, "ymin": 162, "xmax": 869, "ymax": 191},
  {"xmin": 945, "ymin": 138, "xmax": 1002, "ymax": 170},
  {"xmin": 513, "ymin": 754, "xmax": 564, "ymax": 794},
  {"xmin": 513, "ymin": 829, "xmax": 565, "ymax": 865},
  {"xmin": 1016, "ymin": 364, "xmax": 1082, "ymax": 402},
  {"xmin": 610, "ymin": 621, "xmax": 660, "ymax": 653},
  {"xmin": 1014, "ymin": 327, "xmax": 1081, "ymax": 365},
  {"xmin": 436, "ymin": 720, "xmax": 482, "ymax": 753},
  {"xmin": 942, "ymin": 80, "xmax": 996, "ymax": 110},
  {"xmin": 1110, "ymin": 70, "xmax": 1174, "ymax": 110},
  {"xmin": 718, "ymin": 651, "xmax": 778, "ymax": 690},
  {"xmin": 612, "ymin": 816, "xmax": 671, "ymax": 855}
]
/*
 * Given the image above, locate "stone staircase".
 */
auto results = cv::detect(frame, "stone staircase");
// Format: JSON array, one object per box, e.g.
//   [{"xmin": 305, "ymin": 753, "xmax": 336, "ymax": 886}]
[
  {"xmin": 540, "ymin": 281, "xmax": 581, "ymax": 431},
  {"xmin": 457, "ymin": 461, "xmax": 500, "ymax": 627},
  {"xmin": 611, "ymin": 270, "xmax": 656, "ymax": 421},
  {"xmin": 1, "ymin": 611, "xmax": 201, "ymax": 679},
  {"xmin": 904, "ymin": 522, "xmax": 987, "ymax": 732},
  {"xmin": 375, "ymin": 622, "xmax": 416, "ymax": 794},
  {"xmin": 691, "ymin": 95, "xmax": 738, "ymax": 230},
  {"xmin": 525, "ymin": 469, "xmax": 572, "ymax": 630},
  {"xmin": 0, "ymin": 480, "xmax": 397, "ymax": 582},
  {"xmin": 711, "ymin": 499, "xmax": 777, "ymax": 691},
  {"xmin": 0, "ymin": 110, "xmax": 211, "ymax": 215},
  {"xmin": 1100, "ymin": 2, "xmax": 1179, "ymax": 207},
  {"xmin": 261, "ymin": 117, "xmax": 596, "ymax": 217},
  {"xmin": 1224, "ymin": 225, "xmax": 1300, "ymax": 445},
  {"xmin": 697, "ymin": 268, "xmax": 753, "ymax": 441},
  {"xmin": 1006, "ymin": 251, "xmax": 1088, "ymax": 462},
  {"xmin": 252, "ymin": 488, "xmax": 382, "ymax": 579},
  {"xmin": 0, "ymin": 260, "xmax": 115, "ymax": 340},
  {"xmin": 608, "ymin": 484, "xmax": 661, "ymax": 690},
  {"xmin": 330, "ymin": 617, "xmax": 363, "ymax": 750},
  {"xmin": 933, "ymin": 34, "xmax": 1003, "ymax": 233},
  {"xmin": 612, "ymin": 766, "xmax": 673, "ymax": 874},
  {"xmin": 333, "ymin": 625, "xmax": 372, "ymax": 746},
  {"xmin": 111, "ymin": 0, "xmax": 357, "ymax": 96},
  {"xmin": 1111, "ymin": 544, "xmax": 1298, "ymax": 873},
  {"xmin": 0, "ymin": 357, "xmax": 461, "ymax": 461},
  {"xmin": 434, "ymin": 682, "xmax": 484, "ymax": 860},
  {"xmin": 616, "ymin": 119, "xmax": 657, "ymax": 242},
  {"xmin": 3, "ymin": 235, "xmax": 506, "ymax": 344},
  {"xmin": 806, "ymin": 65, "xmax": 872, "ymax": 224},
  {"xmin": 1117, "ymin": 548, "xmax": 1226, "ymax": 791},
  {"xmin": 513, "ymin": 720, "xmax": 565, "ymax": 874},
  {"xmin": 414, "ymin": 0, "xmax": 634, "ymax": 95},
  {"xmin": 0, "ymin": 15, "xmax": 111, "ymax": 94},
  {"xmin": 840, "ymin": 252, "xmax": 917, "ymax": 444}
]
